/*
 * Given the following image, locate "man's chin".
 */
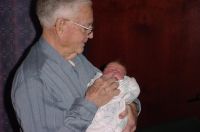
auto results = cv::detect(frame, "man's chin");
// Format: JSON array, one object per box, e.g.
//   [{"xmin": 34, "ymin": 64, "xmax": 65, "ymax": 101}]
[{"xmin": 77, "ymin": 48, "xmax": 84, "ymax": 54}]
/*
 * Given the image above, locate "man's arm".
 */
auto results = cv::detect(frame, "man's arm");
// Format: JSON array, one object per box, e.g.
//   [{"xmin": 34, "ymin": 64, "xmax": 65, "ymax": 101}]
[
  {"xmin": 119, "ymin": 99, "xmax": 141, "ymax": 132},
  {"xmin": 125, "ymin": 102, "xmax": 139, "ymax": 132},
  {"xmin": 59, "ymin": 99, "xmax": 98, "ymax": 132},
  {"xmin": 12, "ymin": 77, "xmax": 98, "ymax": 132}
]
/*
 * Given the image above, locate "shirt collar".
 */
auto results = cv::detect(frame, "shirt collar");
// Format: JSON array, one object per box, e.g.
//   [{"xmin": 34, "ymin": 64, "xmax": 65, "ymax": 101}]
[{"xmin": 37, "ymin": 37, "xmax": 76, "ymax": 68}]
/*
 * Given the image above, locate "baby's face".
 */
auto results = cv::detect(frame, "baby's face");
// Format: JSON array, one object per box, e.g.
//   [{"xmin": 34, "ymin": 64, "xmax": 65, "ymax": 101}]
[{"xmin": 103, "ymin": 62, "xmax": 126, "ymax": 80}]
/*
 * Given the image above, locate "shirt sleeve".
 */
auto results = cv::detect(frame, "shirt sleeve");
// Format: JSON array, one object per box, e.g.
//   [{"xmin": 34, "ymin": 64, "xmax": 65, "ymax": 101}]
[
  {"xmin": 133, "ymin": 98, "xmax": 141, "ymax": 115},
  {"xmin": 60, "ymin": 98, "xmax": 98, "ymax": 132},
  {"xmin": 12, "ymin": 77, "xmax": 97, "ymax": 132}
]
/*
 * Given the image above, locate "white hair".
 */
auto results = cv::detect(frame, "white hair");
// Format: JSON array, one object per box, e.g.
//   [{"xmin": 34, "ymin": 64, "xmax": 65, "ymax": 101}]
[{"xmin": 36, "ymin": 0, "xmax": 92, "ymax": 27}]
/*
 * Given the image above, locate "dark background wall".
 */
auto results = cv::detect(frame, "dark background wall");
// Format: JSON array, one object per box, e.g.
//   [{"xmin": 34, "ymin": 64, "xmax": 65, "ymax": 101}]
[
  {"xmin": 87, "ymin": 0, "xmax": 200, "ymax": 128},
  {"xmin": 0, "ymin": 0, "xmax": 200, "ymax": 131}
]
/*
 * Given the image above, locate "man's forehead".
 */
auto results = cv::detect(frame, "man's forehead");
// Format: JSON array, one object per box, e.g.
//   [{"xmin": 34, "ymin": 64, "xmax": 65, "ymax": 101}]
[{"xmin": 74, "ymin": 4, "xmax": 93, "ymax": 22}]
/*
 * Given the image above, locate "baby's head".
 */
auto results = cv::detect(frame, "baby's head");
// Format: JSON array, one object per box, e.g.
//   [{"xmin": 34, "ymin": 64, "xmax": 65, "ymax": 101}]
[{"xmin": 103, "ymin": 62, "xmax": 127, "ymax": 80}]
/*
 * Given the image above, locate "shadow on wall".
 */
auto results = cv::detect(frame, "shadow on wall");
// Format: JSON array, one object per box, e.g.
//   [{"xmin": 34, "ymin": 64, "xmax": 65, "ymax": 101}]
[{"xmin": 137, "ymin": 118, "xmax": 200, "ymax": 132}]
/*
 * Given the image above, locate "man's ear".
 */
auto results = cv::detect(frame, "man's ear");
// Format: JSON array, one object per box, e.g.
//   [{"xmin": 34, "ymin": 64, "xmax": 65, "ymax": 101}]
[{"xmin": 54, "ymin": 18, "xmax": 65, "ymax": 36}]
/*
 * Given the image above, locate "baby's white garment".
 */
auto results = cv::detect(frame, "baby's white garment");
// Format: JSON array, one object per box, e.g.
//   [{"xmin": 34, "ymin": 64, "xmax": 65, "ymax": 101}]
[{"xmin": 86, "ymin": 73, "xmax": 140, "ymax": 132}]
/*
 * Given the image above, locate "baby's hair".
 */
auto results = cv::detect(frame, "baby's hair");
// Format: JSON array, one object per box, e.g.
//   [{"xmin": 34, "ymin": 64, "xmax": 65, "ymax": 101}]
[
  {"xmin": 108, "ymin": 60, "xmax": 126, "ymax": 69},
  {"xmin": 99, "ymin": 59, "xmax": 127, "ymax": 72},
  {"xmin": 105, "ymin": 60, "xmax": 127, "ymax": 74},
  {"xmin": 109, "ymin": 60, "xmax": 124, "ymax": 66}
]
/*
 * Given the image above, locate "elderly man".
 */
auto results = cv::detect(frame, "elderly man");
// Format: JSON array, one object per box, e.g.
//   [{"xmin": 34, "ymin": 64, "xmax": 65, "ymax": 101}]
[{"xmin": 11, "ymin": 0, "xmax": 140, "ymax": 132}]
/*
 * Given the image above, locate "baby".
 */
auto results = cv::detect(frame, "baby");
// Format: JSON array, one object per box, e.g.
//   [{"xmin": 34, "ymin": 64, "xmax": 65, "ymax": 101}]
[{"xmin": 86, "ymin": 62, "xmax": 140, "ymax": 132}]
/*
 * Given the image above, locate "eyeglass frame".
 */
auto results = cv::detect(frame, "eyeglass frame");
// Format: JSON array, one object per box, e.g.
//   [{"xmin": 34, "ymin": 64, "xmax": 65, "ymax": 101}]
[{"xmin": 62, "ymin": 18, "xmax": 93, "ymax": 35}]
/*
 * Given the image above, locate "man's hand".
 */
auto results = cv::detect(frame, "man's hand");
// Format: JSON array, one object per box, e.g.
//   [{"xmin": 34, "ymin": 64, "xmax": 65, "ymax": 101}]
[
  {"xmin": 119, "ymin": 103, "xmax": 138, "ymax": 132},
  {"xmin": 85, "ymin": 74, "xmax": 120, "ymax": 107}
]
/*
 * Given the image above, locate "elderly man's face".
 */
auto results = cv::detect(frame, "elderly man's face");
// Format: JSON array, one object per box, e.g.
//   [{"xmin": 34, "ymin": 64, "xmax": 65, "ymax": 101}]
[{"xmin": 61, "ymin": 4, "xmax": 93, "ymax": 56}]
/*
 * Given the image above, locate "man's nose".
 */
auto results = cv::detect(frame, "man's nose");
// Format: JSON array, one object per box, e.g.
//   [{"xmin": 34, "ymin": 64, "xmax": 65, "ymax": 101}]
[{"xmin": 88, "ymin": 32, "xmax": 93, "ymax": 39}]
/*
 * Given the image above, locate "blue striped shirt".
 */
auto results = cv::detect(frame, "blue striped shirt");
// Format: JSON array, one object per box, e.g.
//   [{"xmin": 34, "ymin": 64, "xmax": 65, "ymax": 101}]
[{"xmin": 11, "ymin": 37, "xmax": 99, "ymax": 132}]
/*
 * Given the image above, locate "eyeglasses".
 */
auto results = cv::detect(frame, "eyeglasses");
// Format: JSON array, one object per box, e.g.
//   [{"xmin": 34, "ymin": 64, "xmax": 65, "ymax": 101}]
[{"xmin": 63, "ymin": 18, "xmax": 93, "ymax": 35}]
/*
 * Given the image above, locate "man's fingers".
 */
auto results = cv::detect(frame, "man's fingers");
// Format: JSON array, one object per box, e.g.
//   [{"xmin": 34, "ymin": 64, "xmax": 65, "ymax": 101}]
[
  {"xmin": 119, "ymin": 111, "xmax": 126, "ymax": 119},
  {"xmin": 122, "ymin": 104, "xmax": 138, "ymax": 132},
  {"xmin": 119, "ymin": 107, "xmax": 128, "ymax": 119},
  {"xmin": 113, "ymin": 89, "xmax": 120, "ymax": 96},
  {"xmin": 101, "ymin": 73, "xmax": 114, "ymax": 80},
  {"xmin": 99, "ymin": 75, "xmax": 119, "ymax": 93},
  {"xmin": 86, "ymin": 73, "xmax": 121, "ymax": 107}
]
